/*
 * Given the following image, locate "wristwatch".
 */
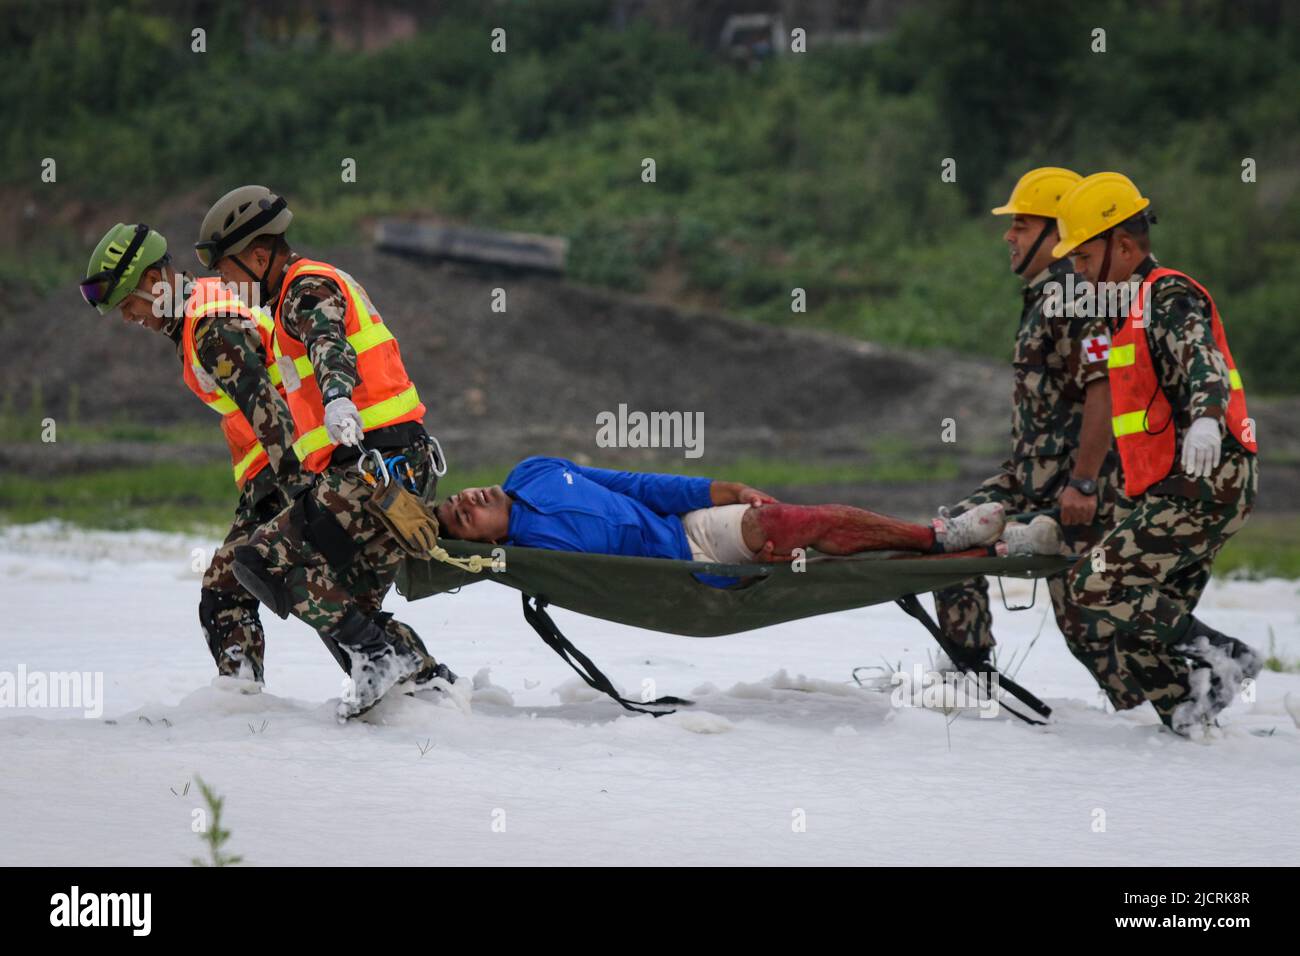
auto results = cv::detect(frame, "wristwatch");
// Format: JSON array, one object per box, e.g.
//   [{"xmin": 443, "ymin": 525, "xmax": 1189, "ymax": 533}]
[
  {"xmin": 322, "ymin": 385, "xmax": 351, "ymax": 406},
  {"xmin": 1068, "ymin": 477, "xmax": 1098, "ymax": 496}
]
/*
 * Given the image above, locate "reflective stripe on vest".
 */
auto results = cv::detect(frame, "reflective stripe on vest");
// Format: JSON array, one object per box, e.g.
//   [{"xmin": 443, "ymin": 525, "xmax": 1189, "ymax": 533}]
[
  {"xmin": 233, "ymin": 442, "xmax": 268, "ymax": 483},
  {"xmin": 272, "ymin": 258, "xmax": 425, "ymax": 471},
  {"xmin": 1111, "ymin": 409, "xmax": 1149, "ymax": 438},
  {"xmin": 192, "ymin": 304, "xmax": 281, "ymax": 414},
  {"xmin": 1107, "ymin": 266, "xmax": 1256, "ymax": 496},
  {"xmin": 275, "ymin": 321, "xmax": 396, "ymax": 382},
  {"xmin": 180, "ymin": 278, "xmax": 280, "ymax": 487},
  {"xmin": 291, "ymin": 384, "xmax": 422, "ymax": 460}
]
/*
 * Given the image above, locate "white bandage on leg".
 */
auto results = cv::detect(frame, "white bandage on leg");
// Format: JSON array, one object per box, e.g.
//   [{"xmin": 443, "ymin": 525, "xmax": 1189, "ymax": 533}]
[{"xmin": 680, "ymin": 504, "xmax": 756, "ymax": 564}]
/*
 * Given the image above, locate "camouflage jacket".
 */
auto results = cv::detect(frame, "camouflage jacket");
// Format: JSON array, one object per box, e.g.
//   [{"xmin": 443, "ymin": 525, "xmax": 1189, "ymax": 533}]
[
  {"xmin": 275, "ymin": 258, "xmax": 359, "ymax": 404},
  {"xmin": 1011, "ymin": 257, "xmax": 1112, "ymax": 463},
  {"xmin": 176, "ymin": 285, "xmax": 301, "ymax": 496},
  {"xmin": 1123, "ymin": 256, "xmax": 1252, "ymax": 503}
]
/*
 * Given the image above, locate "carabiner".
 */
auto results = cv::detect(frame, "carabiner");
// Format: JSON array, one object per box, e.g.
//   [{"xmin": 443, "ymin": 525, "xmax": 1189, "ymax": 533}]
[
  {"xmin": 426, "ymin": 434, "xmax": 448, "ymax": 478},
  {"xmin": 358, "ymin": 448, "xmax": 390, "ymax": 487},
  {"xmin": 384, "ymin": 454, "xmax": 418, "ymax": 492}
]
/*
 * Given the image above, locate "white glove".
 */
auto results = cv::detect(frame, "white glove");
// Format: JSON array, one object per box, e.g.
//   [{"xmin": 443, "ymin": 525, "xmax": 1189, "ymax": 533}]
[
  {"xmin": 324, "ymin": 396, "xmax": 364, "ymax": 447},
  {"xmin": 1181, "ymin": 416, "xmax": 1222, "ymax": 478}
]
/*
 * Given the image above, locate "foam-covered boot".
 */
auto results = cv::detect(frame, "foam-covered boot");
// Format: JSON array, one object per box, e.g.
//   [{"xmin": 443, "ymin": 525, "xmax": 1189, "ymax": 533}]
[
  {"xmin": 411, "ymin": 660, "xmax": 459, "ymax": 689},
  {"xmin": 1167, "ymin": 667, "xmax": 1219, "ymax": 738},
  {"xmin": 1178, "ymin": 617, "xmax": 1262, "ymax": 684},
  {"xmin": 1168, "ymin": 618, "xmax": 1261, "ymax": 735},
  {"xmin": 330, "ymin": 608, "xmax": 422, "ymax": 720}
]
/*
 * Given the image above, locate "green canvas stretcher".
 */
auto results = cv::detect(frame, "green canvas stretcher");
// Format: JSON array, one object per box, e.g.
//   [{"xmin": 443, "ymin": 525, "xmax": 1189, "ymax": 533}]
[
  {"xmin": 396, "ymin": 542, "xmax": 1070, "ymax": 638},
  {"xmin": 395, "ymin": 543, "xmax": 1072, "ymax": 723}
]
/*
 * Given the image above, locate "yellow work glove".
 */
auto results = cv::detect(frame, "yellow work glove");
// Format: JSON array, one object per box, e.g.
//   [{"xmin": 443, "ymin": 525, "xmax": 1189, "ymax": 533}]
[{"xmin": 366, "ymin": 480, "xmax": 440, "ymax": 557}]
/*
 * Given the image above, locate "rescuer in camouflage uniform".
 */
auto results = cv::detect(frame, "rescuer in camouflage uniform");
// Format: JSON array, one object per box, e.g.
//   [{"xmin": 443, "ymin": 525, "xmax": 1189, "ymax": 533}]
[
  {"xmin": 78, "ymin": 223, "xmax": 302, "ymax": 685},
  {"xmin": 190, "ymin": 310, "xmax": 303, "ymax": 683},
  {"xmin": 1055, "ymin": 173, "xmax": 1261, "ymax": 736},
  {"xmin": 196, "ymin": 186, "xmax": 451, "ymax": 718},
  {"xmin": 932, "ymin": 169, "xmax": 1146, "ymax": 710}
]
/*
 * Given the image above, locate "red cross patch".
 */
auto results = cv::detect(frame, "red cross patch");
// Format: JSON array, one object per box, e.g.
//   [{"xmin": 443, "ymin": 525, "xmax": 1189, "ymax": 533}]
[{"xmin": 1083, "ymin": 334, "xmax": 1111, "ymax": 363}]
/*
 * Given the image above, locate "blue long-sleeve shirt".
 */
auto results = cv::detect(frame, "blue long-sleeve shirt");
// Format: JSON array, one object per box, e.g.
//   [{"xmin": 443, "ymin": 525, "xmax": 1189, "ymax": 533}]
[{"xmin": 503, "ymin": 457, "xmax": 714, "ymax": 560}]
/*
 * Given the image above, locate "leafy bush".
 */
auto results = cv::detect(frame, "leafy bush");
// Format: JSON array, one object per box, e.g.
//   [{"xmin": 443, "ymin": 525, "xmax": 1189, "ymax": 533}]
[{"xmin": 3, "ymin": 0, "xmax": 1297, "ymax": 391}]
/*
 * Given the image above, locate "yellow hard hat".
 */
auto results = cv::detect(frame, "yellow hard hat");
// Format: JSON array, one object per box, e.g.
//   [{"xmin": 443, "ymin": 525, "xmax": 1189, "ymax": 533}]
[
  {"xmin": 1051, "ymin": 172, "xmax": 1151, "ymax": 258},
  {"xmin": 991, "ymin": 167, "xmax": 1082, "ymax": 218}
]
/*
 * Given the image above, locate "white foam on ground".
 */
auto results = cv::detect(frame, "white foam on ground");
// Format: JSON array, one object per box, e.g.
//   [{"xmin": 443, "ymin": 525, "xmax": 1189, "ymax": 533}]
[{"xmin": 1, "ymin": 523, "xmax": 1297, "ymax": 865}]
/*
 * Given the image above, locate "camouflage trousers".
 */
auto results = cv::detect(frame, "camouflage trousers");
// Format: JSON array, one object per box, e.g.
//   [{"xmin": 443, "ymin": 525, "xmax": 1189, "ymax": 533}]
[
  {"xmin": 1067, "ymin": 458, "xmax": 1257, "ymax": 722},
  {"xmin": 243, "ymin": 439, "xmax": 438, "ymax": 671},
  {"xmin": 200, "ymin": 471, "xmax": 285, "ymax": 682},
  {"xmin": 932, "ymin": 452, "xmax": 1147, "ymax": 710}
]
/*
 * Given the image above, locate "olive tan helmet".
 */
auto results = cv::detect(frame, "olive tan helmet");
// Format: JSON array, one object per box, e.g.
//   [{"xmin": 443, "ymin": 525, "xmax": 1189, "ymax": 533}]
[{"xmin": 195, "ymin": 185, "xmax": 293, "ymax": 269}]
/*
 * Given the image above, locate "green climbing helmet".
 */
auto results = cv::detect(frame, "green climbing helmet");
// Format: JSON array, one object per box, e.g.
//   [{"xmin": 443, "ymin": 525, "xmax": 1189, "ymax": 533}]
[{"xmin": 80, "ymin": 223, "xmax": 169, "ymax": 315}]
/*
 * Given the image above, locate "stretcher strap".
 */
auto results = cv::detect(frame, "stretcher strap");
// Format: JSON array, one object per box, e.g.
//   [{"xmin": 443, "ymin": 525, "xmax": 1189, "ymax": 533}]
[
  {"xmin": 521, "ymin": 594, "xmax": 693, "ymax": 716},
  {"xmin": 894, "ymin": 593, "xmax": 1052, "ymax": 725}
]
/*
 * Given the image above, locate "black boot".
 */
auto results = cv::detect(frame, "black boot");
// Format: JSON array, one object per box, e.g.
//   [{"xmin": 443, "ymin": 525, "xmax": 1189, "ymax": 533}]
[
  {"xmin": 369, "ymin": 611, "xmax": 457, "ymax": 691},
  {"xmin": 1183, "ymin": 616, "xmax": 1262, "ymax": 681},
  {"xmin": 199, "ymin": 586, "xmax": 266, "ymax": 684},
  {"xmin": 329, "ymin": 608, "xmax": 421, "ymax": 720},
  {"xmin": 1167, "ymin": 666, "xmax": 1217, "ymax": 737},
  {"xmin": 411, "ymin": 661, "xmax": 459, "ymax": 689},
  {"xmin": 1173, "ymin": 616, "xmax": 1262, "ymax": 697},
  {"xmin": 1169, "ymin": 617, "xmax": 1261, "ymax": 734}
]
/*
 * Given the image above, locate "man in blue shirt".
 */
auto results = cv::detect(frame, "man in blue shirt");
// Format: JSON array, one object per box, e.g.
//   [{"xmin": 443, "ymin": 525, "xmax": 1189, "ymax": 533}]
[{"xmin": 434, "ymin": 457, "xmax": 1051, "ymax": 565}]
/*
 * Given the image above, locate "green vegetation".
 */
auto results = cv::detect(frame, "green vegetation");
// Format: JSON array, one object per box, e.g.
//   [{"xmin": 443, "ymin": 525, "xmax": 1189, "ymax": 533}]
[
  {"xmin": 190, "ymin": 777, "xmax": 243, "ymax": 867},
  {"xmin": 1262, "ymin": 631, "xmax": 1300, "ymax": 674},
  {"xmin": 675, "ymin": 444, "xmax": 960, "ymax": 485},
  {"xmin": 1215, "ymin": 516, "xmax": 1300, "ymax": 581},
  {"xmin": 4, "ymin": 0, "xmax": 1298, "ymax": 392},
  {"xmin": 0, "ymin": 405, "xmax": 216, "ymax": 446},
  {"xmin": 0, "ymin": 462, "xmax": 239, "ymax": 532}
]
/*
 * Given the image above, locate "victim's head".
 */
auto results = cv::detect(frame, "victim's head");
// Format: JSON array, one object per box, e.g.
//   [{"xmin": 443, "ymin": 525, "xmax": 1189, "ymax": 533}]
[{"xmin": 435, "ymin": 485, "xmax": 512, "ymax": 542}]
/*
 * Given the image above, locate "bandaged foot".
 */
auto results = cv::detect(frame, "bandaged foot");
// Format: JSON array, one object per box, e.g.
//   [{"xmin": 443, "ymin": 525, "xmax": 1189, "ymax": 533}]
[
  {"xmin": 998, "ymin": 515, "xmax": 1064, "ymax": 556},
  {"xmin": 932, "ymin": 503, "xmax": 1006, "ymax": 552}
]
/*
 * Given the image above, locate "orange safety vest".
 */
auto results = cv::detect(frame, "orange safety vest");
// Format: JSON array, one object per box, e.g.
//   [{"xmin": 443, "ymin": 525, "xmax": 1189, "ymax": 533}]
[
  {"xmin": 1108, "ymin": 267, "xmax": 1256, "ymax": 496},
  {"xmin": 180, "ymin": 276, "xmax": 284, "ymax": 487},
  {"xmin": 271, "ymin": 258, "xmax": 424, "ymax": 473}
]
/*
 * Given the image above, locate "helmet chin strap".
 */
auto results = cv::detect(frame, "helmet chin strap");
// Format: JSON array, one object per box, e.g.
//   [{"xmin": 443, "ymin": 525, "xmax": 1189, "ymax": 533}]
[
  {"xmin": 130, "ymin": 273, "xmax": 182, "ymax": 336},
  {"xmin": 1014, "ymin": 219, "xmax": 1054, "ymax": 276},
  {"xmin": 230, "ymin": 238, "xmax": 282, "ymax": 307},
  {"xmin": 1096, "ymin": 230, "xmax": 1114, "ymax": 285}
]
